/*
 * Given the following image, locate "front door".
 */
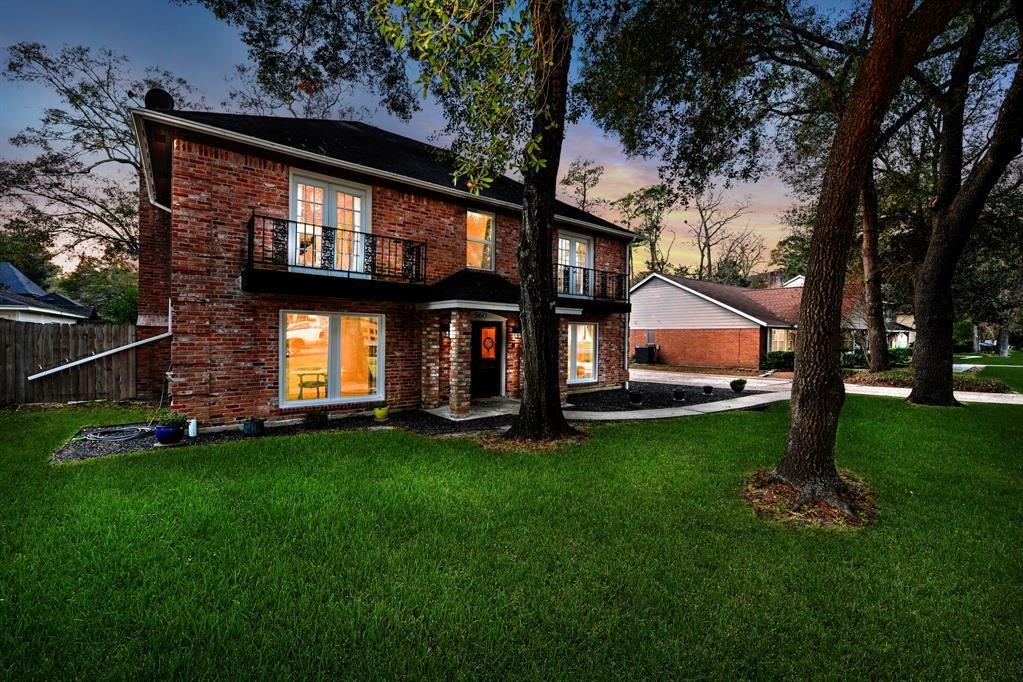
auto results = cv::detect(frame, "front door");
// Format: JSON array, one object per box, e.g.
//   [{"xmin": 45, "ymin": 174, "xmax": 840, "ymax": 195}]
[{"xmin": 470, "ymin": 322, "xmax": 502, "ymax": 398}]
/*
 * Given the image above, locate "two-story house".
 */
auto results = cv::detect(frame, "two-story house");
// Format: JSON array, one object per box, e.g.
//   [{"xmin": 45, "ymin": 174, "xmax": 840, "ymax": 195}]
[{"xmin": 132, "ymin": 93, "xmax": 633, "ymax": 426}]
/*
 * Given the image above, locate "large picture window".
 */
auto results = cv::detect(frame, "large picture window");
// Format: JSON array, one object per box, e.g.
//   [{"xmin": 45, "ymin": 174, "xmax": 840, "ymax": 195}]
[
  {"xmin": 567, "ymin": 323, "xmax": 597, "ymax": 384},
  {"xmin": 466, "ymin": 210, "xmax": 495, "ymax": 270},
  {"xmin": 281, "ymin": 311, "xmax": 384, "ymax": 406},
  {"xmin": 768, "ymin": 328, "xmax": 797, "ymax": 353}
]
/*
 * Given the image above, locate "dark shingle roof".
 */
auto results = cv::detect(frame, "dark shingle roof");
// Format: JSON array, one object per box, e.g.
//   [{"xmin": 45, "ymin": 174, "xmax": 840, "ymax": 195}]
[
  {"xmin": 0, "ymin": 262, "xmax": 94, "ymax": 319},
  {"xmin": 424, "ymin": 269, "xmax": 519, "ymax": 304},
  {"xmin": 0, "ymin": 289, "xmax": 89, "ymax": 318},
  {"xmin": 151, "ymin": 110, "xmax": 629, "ymax": 237}
]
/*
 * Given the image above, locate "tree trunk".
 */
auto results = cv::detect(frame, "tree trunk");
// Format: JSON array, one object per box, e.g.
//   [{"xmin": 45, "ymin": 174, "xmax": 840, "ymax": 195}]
[
  {"xmin": 507, "ymin": 0, "xmax": 576, "ymax": 441},
  {"xmin": 997, "ymin": 325, "xmax": 1010, "ymax": 356},
  {"xmin": 776, "ymin": 0, "xmax": 963, "ymax": 504},
  {"xmin": 860, "ymin": 168, "xmax": 890, "ymax": 372},
  {"xmin": 909, "ymin": 5, "xmax": 1023, "ymax": 404},
  {"xmin": 972, "ymin": 324, "xmax": 980, "ymax": 352}
]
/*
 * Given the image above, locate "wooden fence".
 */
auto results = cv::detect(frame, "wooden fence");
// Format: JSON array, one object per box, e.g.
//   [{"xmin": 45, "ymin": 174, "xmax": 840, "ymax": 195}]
[{"xmin": 0, "ymin": 320, "xmax": 136, "ymax": 405}]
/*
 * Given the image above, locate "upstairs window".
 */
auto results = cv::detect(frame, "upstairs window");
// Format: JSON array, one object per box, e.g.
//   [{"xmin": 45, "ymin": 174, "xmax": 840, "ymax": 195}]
[{"xmin": 466, "ymin": 210, "xmax": 495, "ymax": 270}]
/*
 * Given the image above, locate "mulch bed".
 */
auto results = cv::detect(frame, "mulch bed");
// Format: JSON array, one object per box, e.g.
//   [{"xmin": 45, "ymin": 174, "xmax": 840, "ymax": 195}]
[
  {"xmin": 742, "ymin": 469, "xmax": 878, "ymax": 528},
  {"xmin": 565, "ymin": 381, "xmax": 761, "ymax": 412},
  {"xmin": 53, "ymin": 410, "xmax": 515, "ymax": 463}
]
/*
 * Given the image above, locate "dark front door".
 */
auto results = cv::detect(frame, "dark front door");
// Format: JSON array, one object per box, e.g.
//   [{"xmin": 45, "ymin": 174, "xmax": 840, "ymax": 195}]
[{"xmin": 470, "ymin": 321, "xmax": 502, "ymax": 398}]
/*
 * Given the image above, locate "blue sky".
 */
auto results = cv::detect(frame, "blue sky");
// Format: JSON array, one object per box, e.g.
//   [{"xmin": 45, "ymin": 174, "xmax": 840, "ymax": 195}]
[{"xmin": 1, "ymin": 0, "xmax": 806, "ymax": 269}]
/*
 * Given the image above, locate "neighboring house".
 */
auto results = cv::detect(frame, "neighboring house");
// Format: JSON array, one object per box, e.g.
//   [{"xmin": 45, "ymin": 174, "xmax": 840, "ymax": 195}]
[
  {"xmin": 131, "ymin": 95, "xmax": 633, "ymax": 426},
  {"xmin": 629, "ymin": 273, "xmax": 910, "ymax": 369},
  {"xmin": 0, "ymin": 262, "xmax": 93, "ymax": 324},
  {"xmin": 782, "ymin": 275, "xmax": 805, "ymax": 288}
]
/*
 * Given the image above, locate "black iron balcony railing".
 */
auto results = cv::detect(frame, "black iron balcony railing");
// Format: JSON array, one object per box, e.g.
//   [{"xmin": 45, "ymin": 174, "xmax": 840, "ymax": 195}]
[
  {"xmin": 246, "ymin": 214, "xmax": 427, "ymax": 283},
  {"xmin": 555, "ymin": 264, "xmax": 629, "ymax": 302}
]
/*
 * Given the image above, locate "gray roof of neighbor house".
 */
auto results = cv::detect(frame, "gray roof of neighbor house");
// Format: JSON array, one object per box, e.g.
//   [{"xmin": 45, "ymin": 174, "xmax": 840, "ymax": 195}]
[
  {"xmin": 0, "ymin": 261, "xmax": 47, "ymax": 297},
  {"xmin": 0, "ymin": 261, "xmax": 94, "ymax": 319},
  {"xmin": 633, "ymin": 274, "xmax": 864, "ymax": 328},
  {"xmin": 134, "ymin": 109, "xmax": 633, "ymax": 239}
]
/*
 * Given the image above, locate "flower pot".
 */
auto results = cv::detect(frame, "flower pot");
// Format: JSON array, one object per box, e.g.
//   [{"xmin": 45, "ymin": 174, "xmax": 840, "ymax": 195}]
[
  {"xmin": 730, "ymin": 379, "xmax": 747, "ymax": 394},
  {"xmin": 672, "ymin": 389, "xmax": 687, "ymax": 402},
  {"xmin": 628, "ymin": 391, "xmax": 643, "ymax": 405},
  {"xmin": 374, "ymin": 406, "xmax": 390, "ymax": 422},
  {"xmin": 243, "ymin": 418, "xmax": 265, "ymax": 436},
  {"xmin": 155, "ymin": 425, "xmax": 184, "ymax": 445},
  {"xmin": 702, "ymin": 386, "xmax": 714, "ymax": 395}
]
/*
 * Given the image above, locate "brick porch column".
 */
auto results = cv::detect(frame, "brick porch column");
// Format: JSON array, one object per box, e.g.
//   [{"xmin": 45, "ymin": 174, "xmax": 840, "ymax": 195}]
[
  {"xmin": 559, "ymin": 318, "xmax": 569, "ymax": 405},
  {"xmin": 420, "ymin": 312, "xmax": 443, "ymax": 409},
  {"xmin": 449, "ymin": 310, "xmax": 472, "ymax": 418}
]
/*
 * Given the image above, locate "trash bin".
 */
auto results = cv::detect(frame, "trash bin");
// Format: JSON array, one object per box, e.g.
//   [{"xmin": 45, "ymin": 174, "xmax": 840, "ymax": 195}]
[{"xmin": 635, "ymin": 344, "xmax": 658, "ymax": 364}]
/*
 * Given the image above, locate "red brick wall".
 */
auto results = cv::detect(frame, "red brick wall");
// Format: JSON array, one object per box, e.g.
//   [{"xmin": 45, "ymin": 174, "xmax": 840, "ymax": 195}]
[
  {"xmin": 136, "ymin": 175, "xmax": 172, "ymax": 399},
  {"xmin": 564, "ymin": 313, "xmax": 629, "ymax": 393},
  {"xmin": 629, "ymin": 328, "xmax": 764, "ymax": 369}
]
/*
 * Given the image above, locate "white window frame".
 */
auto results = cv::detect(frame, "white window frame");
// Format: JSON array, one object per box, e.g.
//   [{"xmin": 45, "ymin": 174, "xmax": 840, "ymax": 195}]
[
  {"xmin": 566, "ymin": 322, "xmax": 598, "ymax": 385},
  {"xmin": 557, "ymin": 231, "xmax": 595, "ymax": 297},
  {"xmin": 279, "ymin": 309, "xmax": 386, "ymax": 408},
  {"xmin": 289, "ymin": 171, "xmax": 373, "ymax": 278},
  {"xmin": 466, "ymin": 209, "xmax": 496, "ymax": 271}
]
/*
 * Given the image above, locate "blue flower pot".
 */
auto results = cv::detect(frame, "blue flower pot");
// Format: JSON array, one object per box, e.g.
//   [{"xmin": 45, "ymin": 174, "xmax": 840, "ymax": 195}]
[{"xmin": 155, "ymin": 425, "xmax": 184, "ymax": 445}]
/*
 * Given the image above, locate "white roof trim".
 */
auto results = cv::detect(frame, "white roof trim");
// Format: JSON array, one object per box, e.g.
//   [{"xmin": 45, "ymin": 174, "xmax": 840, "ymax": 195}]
[
  {"xmin": 416, "ymin": 299, "xmax": 582, "ymax": 315},
  {"xmin": 0, "ymin": 304, "xmax": 88, "ymax": 319},
  {"xmin": 132, "ymin": 108, "xmax": 635, "ymax": 240},
  {"xmin": 629, "ymin": 272, "xmax": 769, "ymax": 327}
]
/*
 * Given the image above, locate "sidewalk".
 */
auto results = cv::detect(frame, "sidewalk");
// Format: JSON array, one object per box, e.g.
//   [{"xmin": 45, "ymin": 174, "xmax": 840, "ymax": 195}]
[{"xmin": 629, "ymin": 368, "xmax": 1023, "ymax": 406}]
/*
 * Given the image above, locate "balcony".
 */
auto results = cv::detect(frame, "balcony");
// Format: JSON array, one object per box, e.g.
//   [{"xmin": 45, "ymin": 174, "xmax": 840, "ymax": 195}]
[
  {"xmin": 242, "ymin": 214, "xmax": 427, "ymax": 300},
  {"xmin": 555, "ymin": 264, "xmax": 629, "ymax": 303}
]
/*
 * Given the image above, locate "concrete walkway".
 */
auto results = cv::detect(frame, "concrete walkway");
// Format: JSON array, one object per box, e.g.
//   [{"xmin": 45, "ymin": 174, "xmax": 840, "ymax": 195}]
[{"xmin": 629, "ymin": 367, "xmax": 1023, "ymax": 406}]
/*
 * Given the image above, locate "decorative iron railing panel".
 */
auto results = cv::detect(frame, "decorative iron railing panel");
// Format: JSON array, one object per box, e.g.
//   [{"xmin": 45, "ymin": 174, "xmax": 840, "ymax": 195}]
[
  {"xmin": 555, "ymin": 264, "xmax": 629, "ymax": 302},
  {"xmin": 247, "ymin": 214, "xmax": 427, "ymax": 283}
]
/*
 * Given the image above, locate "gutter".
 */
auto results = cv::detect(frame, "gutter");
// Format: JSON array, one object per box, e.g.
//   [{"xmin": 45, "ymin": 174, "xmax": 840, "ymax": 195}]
[{"xmin": 131, "ymin": 108, "xmax": 637, "ymax": 241}]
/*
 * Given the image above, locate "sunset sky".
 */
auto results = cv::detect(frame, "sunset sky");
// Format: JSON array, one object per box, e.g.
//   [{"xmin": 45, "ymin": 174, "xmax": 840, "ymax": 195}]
[{"xmin": 1, "ymin": 0, "xmax": 813, "ymax": 271}]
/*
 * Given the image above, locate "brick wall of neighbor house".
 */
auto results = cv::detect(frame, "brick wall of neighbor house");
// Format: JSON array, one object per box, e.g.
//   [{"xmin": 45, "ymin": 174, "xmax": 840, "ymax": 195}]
[{"xmin": 629, "ymin": 328, "xmax": 764, "ymax": 369}]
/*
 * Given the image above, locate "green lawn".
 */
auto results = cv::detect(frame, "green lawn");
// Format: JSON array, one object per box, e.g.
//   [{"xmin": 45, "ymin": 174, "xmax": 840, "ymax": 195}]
[
  {"xmin": 978, "ymin": 366, "xmax": 1023, "ymax": 393},
  {"xmin": 1, "ymin": 400, "xmax": 1021, "ymax": 678},
  {"xmin": 955, "ymin": 349, "xmax": 1023, "ymax": 366}
]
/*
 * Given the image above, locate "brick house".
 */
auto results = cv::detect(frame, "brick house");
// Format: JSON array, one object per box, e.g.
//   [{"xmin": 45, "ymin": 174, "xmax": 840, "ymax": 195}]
[
  {"xmin": 131, "ymin": 100, "xmax": 633, "ymax": 426},
  {"xmin": 629, "ymin": 273, "xmax": 877, "ymax": 369}
]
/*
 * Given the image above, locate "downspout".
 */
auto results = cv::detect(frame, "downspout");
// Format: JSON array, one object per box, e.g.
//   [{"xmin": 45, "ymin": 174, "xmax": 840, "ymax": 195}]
[{"xmin": 27, "ymin": 298, "xmax": 173, "ymax": 382}]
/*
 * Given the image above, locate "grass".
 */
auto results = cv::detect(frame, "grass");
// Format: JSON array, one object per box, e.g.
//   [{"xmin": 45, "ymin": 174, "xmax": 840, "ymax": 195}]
[
  {"xmin": 1, "ymin": 399, "xmax": 1021, "ymax": 678},
  {"xmin": 844, "ymin": 368, "xmax": 1013, "ymax": 393},
  {"xmin": 954, "ymin": 349, "xmax": 1023, "ymax": 366},
  {"xmin": 977, "ymin": 366, "xmax": 1023, "ymax": 393}
]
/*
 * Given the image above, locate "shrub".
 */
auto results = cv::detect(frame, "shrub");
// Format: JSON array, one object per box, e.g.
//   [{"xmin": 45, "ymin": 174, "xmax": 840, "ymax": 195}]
[
  {"xmin": 155, "ymin": 409, "xmax": 187, "ymax": 428},
  {"xmin": 762, "ymin": 351, "xmax": 794, "ymax": 370},
  {"xmin": 841, "ymin": 351, "xmax": 868, "ymax": 369},
  {"xmin": 730, "ymin": 378, "xmax": 747, "ymax": 393},
  {"xmin": 887, "ymin": 347, "xmax": 913, "ymax": 365},
  {"xmin": 844, "ymin": 369, "xmax": 1011, "ymax": 393}
]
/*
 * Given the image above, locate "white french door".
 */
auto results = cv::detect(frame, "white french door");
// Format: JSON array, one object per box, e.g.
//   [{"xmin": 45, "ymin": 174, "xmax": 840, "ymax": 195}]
[
  {"xmin": 558, "ymin": 233, "xmax": 593, "ymax": 296},
  {"xmin": 290, "ymin": 175, "xmax": 369, "ymax": 277}
]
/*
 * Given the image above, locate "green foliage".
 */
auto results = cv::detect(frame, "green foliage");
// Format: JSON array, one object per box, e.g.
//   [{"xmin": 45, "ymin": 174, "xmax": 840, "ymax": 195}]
[
  {"xmin": 55, "ymin": 256, "xmax": 138, "ymax": 324},
  {"xmin": 155, "ymin": 409, "xmax": 188, "ymax": 428},
  {"xmin": 2, "ymin": 400, "xmax": 1022, "ymax": 677},
  {"xmin": 887, "ymin": 347, "xmax": 913, "ymax": 366},
  {"xmin": 559, "ymin": 157, "xmax": 604, "ymax": 212},
  {"xmin": 762, "ymin": 351, "xmax": 794, "ymax": 371},
  {"xmin": 373, "ymin": 0, "xmax": 544, "ymax": 192},
  {"xmin": 953, "ymin": 317, "xmax": 975, "ymax": 349},
  {"xmin": 0, "ymin": 218, "xmax": 58, "ymax": 286},
  {"xmin": 845, "ymin": 369, "xmax": 1011, "ymax": 394},
  {"xmin": 841, "ymin": 351, "xmax": 868, "ymax": 369},
  {"xmin": 613, "ymin": 185, "xmax": 676, "ymax": 273}
]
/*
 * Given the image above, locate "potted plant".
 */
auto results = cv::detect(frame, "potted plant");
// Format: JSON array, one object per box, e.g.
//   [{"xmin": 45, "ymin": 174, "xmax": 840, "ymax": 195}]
[
  {"xmin": 702, "ymin": 385, "xmax": 714, "ymax": 395},
  {"xmin": 155, "ymin": 409, "xmax": 187, "ymax": 445},
  {"xmin": 672, "ymin": 388, "xmax": 687, "ymax": 402},
  {"xmin": 373, "ymin": 401, "xmax": 390, "ymax": 422},
  {"xmin": 628, "ymin": 391, "xmax": 643, "ymax": 405},
  {"xmin": 730, "ymin": 378, "xmax": 747, "ymax": 394},
  {"xmin": 243, "ymin": 417, "xmax": 265, "ymax": 436}
]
